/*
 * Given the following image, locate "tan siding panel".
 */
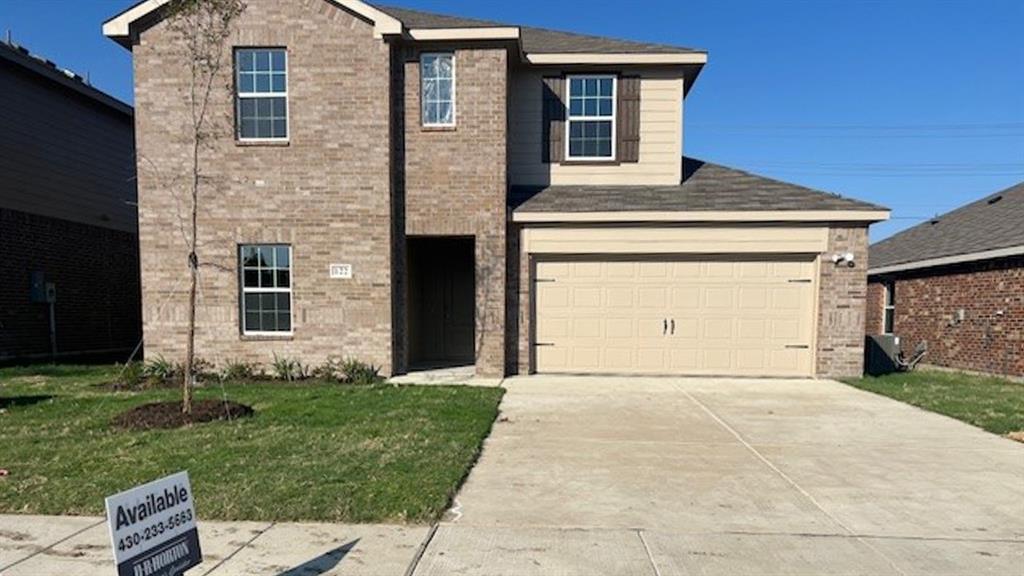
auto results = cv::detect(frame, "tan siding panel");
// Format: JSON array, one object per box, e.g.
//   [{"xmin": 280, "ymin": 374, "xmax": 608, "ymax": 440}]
[{"xmin": 510, "ymin": 68, "xmax": 684, "ymax": 186}]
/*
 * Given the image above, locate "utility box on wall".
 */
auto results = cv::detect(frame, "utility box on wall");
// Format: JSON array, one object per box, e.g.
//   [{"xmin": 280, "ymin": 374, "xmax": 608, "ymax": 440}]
[{"xmin": 29, "ymin": 271, "xmax": 47, "ymax": 303}]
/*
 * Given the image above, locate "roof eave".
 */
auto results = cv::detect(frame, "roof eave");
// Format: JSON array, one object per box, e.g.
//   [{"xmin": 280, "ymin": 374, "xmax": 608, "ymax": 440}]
[
  {"xmin": 868, "ymin": 244, "xmax": 1024, "ymax": 276},
  {"xmin": 513, "ymin": 209, "xmax": 890, "ymax": 224},
  {"xmin": 524, "ymin": 52, "xmax": 708, "ymax": 65},
  {"xmin": 407, "ymin": 27, "xmax": 520, "ymax": 41}
]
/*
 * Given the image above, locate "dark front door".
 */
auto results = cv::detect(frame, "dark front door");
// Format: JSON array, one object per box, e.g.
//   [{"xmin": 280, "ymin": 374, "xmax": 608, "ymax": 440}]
[{"xmin": 408, "ymin": 237, "xmax": 475, "ymax": 368}]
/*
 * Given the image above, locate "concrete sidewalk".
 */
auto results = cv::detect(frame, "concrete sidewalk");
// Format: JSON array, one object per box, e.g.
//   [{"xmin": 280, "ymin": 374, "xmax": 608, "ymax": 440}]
[{"xmin": 0, "ymin": 515, "xmax": 428, "ymax": 575}]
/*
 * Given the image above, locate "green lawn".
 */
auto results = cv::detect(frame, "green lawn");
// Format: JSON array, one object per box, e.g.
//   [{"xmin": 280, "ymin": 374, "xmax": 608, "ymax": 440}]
[
  {"xmin": 844, "ymin": 370, "xmax": 1024, "ymax": 436},
  {"xmin": 0, "ymin": 365, "xmax": 503, "ymax": 524}
]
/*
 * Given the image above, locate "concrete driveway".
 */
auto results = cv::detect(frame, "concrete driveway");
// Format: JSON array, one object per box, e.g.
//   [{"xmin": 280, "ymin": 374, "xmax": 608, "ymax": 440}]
[{"xmin": 414, "ymin": 376, "xmax": 1024, "ymax": 575}]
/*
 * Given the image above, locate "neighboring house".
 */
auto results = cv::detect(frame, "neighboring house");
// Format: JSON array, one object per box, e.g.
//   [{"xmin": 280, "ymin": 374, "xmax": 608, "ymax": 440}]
[
  {"xmin": 867, "ymin": 183, "xmax": 1023, "ymax": 377},
  {"xmin": 0, "ymin": 39, "xmax": 141, "ymax": 364},
  {"xmin": 103, "ymin": 0, "xmax": 888, "ymax": 379}
]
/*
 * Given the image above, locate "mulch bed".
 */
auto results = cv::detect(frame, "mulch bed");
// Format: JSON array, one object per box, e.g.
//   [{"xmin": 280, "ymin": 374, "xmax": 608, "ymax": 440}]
[{"xmin": 112, "ymin": 400, "xmax": 254, "ymax": 431}]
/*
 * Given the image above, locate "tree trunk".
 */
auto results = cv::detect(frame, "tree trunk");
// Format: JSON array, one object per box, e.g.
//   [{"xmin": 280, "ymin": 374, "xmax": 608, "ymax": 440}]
[{"xmin": 183, "ymin": 252, "xmax": 197, "ymax": 415}]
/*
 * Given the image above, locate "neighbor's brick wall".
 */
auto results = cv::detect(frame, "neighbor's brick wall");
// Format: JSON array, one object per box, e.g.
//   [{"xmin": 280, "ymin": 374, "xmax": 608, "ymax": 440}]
[
  {"xmin": 132, "ymin": 0, "xmax": 394, "ymax": 373},
  {"xmin": 0, "ymin": 208, "xmax": 141, "ymax": 362},
  {"xmin": 817, "ymin": 226, "xmax": 870, "ymax": 378},
  {"xmin": 866, "ymin": 280, "xmax": 886, "ymax": 335},
  {"xmin": 867, "ymin": 256, "xmax": 1023, "ymax": 377},
  {"xmin": 401, "ymin": 45, "xmax": 509, "ymax": 377}
]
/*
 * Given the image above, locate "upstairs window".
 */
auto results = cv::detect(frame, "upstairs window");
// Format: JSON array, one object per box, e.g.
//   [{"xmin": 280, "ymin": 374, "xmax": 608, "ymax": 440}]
[
  {"xmin": 236, "ymin": 48, "xmax": 288, "ymax": 141},
  {"xmin": 240, "ymin": 245, "xmax": 292, "ymax": 335},
  {"xmin": 883, "ymin": 282, "xmax": 896, "ymax": 335},
  {"xmin": 421, "ymin": 53, "xmax": 455, "ymax": 127},
  {"xmin": 567, "ymin": 75, "xmax": 615, "ymax": 160}
]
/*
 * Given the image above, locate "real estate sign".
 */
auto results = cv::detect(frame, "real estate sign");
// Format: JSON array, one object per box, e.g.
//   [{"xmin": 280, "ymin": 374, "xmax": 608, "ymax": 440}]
[{"xmin": 105, "ymin": 472, "xmax": 202, "ymax": 576}]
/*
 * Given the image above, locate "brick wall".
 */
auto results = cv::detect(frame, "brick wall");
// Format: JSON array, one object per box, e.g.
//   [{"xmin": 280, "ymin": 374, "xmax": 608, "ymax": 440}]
[
  {"xmin": 817, "ymin": 226, "xmax": 870, "ymax": 378},
  {"xmin": 400, "ymin": 44, "xmax": 509, "ymax": 377},
  {"xmin": 867, "ymin": 256, "xmax": 1023, "ymax": 377},
  {"xmin": 132, "ymin": 0, "xmax": 394, "ymax": 373},
  {"xmin": 0, "ymin": 208, "xmax": 141, "ymax": 362}
]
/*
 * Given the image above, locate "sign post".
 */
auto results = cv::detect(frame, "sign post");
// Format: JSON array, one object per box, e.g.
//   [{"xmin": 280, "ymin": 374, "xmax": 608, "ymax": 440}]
[{"xmin": 105, "ymin": 472, "xmax": 202, "ymax": 576}]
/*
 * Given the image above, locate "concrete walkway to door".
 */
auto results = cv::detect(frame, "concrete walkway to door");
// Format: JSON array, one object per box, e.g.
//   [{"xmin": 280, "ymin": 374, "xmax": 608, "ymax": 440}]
[{"xmin": 413, "ymin": 376, "xmax": 1024, "ymax": 575}]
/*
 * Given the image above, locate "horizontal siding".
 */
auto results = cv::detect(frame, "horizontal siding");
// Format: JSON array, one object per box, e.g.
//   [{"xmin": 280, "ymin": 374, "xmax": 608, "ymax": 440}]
[
  {"xmin": 510, "ymin": 68, "xmax": 684, "ymax": 187},
  {"xmin": 0, "ymin": 60, "xmax": 137, "ymax": 233}
]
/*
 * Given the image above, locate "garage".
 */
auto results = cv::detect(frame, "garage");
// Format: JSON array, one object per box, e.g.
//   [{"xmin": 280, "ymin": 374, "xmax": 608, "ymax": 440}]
[
  {"xmin": 533, "ymin": 255, "xmax": 818, "ymax": 377},
  {"xmin": 511, "ymin": 159, "xmax": 888, "ymax": 379}
]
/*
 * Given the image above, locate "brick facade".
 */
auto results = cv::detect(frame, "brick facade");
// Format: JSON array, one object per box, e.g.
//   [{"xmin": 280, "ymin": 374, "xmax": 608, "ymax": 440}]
[
  {"xmin": 133, "ymin": 0, "xmax": 394, "ymax": 372},
  {"xmin": 816, "ymin": 226, "xmax": 870, "ymax": 378},
  {"xmin": 399, "ymin": 45, "xmax": 509, "ymax": 377},
  {"xmin": 867, "ymin": 256, "xmax": 1023, "ymax": 377},
  {"xmin": 0, "ymin": 208, "xmax": 141, "ymax": 362}
]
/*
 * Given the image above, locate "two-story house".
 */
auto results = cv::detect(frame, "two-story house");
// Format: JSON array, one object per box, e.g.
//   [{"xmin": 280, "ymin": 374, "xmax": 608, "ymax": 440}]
[
  {"xmin": 0, "ymin": 39, "xmax": 140, "ymax": 364},
  {"xmin": 104, "ymin": 0, "xmax": 888, "ymax": 379}
]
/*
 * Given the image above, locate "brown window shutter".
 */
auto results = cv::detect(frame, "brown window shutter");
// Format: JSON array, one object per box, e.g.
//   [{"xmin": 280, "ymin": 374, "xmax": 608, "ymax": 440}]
[
  {"xmin": 542, "ymin": 76, "xmax": 566, "ymax": 164},
  {"xmin": 617, "ymin": 76, "xmax": 641, "ymax": 163}
]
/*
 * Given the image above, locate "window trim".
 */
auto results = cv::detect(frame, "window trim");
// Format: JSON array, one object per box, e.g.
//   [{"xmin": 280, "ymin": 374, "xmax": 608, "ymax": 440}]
[
  {"xmin": 565, "ymin": 74, "xmax": 617, "ymax": 161},
  {"xmin": 883, "ymin": 281, "xmax": 896, "ymax": 335},
  {"xmin": 420, "ymin": 52, "xmax": 457, "ymax": 128},
  {"xmin": 235, "ymin": 48, "xmax": 290, "ymax": 143},
  {"xmin": 239, "ymin": 244, "xmax": 294, "ymax": 337}
]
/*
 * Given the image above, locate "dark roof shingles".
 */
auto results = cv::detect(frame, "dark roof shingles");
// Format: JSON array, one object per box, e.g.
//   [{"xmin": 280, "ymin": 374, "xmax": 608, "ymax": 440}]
[
  {"xmin": 375, "ymin": 5, "xmax": 703, "ymax": 55},
  {"xmin": 869, "ymin": 182, "xmax": 1024, "ymax": 269},
  {"xmin": 512, "ymin": 158, "xmax": 886, "ymax": 213}
]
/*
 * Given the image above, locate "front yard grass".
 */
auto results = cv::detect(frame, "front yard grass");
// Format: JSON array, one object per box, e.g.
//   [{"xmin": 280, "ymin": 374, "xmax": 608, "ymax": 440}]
[
  {"xmin": 0, "ymin": 365, "xmax": 503, "ymax": 523},
  {"xmin": 843, "ymin": 370, "xmax": 1024, "ymax": 436}
]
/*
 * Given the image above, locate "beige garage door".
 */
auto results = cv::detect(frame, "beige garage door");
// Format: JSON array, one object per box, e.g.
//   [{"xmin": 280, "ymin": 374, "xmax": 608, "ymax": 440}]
[{"xmin": 534, "ymin": 256, "xmax": 818, "ymax": 377}]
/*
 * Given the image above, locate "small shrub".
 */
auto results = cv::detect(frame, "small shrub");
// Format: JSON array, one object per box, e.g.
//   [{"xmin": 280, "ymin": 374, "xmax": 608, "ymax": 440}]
[
  {"xmin": 312, "ymin": 358, "xmax": 344, "ymax": 382},
  {"xmin": 341, "ymin": 358, "xmax": 383, "ymax": 386},
  {"xmin": 192, "ymin": 357, "xmax": 216, "ymax": 381},
  {"xmin": 271, "ymin": 354, "xmax": 309, "ymax": 382},
  {"xmin": 311, "ymin": 358, "xmax": 382, "ymax": 385},
  {"xmin": 142, "ymin": 356, "xmax": 181, "ymax": 382},
  {"xmin": 220, "ymin": 359, "xmax": 260, "ymax": 382}
]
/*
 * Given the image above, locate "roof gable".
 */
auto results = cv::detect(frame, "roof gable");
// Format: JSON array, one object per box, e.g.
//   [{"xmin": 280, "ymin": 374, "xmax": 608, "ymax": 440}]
[
  {"xmin": 870, "ymin": 182, "xmax": 1024, "ymax": 272},
  {"xmin": 103, "ymin": 0, "xmax": 402, "ymax": 44}
]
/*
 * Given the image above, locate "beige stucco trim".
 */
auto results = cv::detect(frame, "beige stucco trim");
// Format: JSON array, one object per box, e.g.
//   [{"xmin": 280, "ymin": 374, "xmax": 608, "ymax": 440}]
[
  {"xmin": 408, "ymin": 27, "xmax": 520, "ymax": 41},
  {"xmin": 513, "ymin": 210, "xmax": 891, "ymax": 224},
  {"xmin": 868, "ymin": 244, "xmax": 1024, "ymax": 275},
  {"xmin": 525, "ymin": 53, "xmax": 708, "ymax": 65},
  {"xmin": 522, "ymin": 226, "xmax": 830, "ymax": 254},
  {"xmin": 103, "ymin": 0, "xmax": 403, "ymax": 40}
]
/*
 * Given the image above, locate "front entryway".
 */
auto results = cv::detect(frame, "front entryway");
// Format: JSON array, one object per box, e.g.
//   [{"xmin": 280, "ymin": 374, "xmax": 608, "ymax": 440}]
[{"xmin": 408, "ymin": 237, "xmax": 475, "ymax": 369}]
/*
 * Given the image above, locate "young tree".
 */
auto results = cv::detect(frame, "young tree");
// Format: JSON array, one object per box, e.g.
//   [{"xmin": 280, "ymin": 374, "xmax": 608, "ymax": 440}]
[{"xmin": 165, "ymin": 0, "xmax": 245, "ymax": 414}]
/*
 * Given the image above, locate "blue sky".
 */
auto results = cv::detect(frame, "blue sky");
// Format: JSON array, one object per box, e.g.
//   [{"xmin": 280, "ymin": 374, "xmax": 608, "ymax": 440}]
[{"xmin": 2, "ymin": 0, "xmax": 1021, "ymax": 241}]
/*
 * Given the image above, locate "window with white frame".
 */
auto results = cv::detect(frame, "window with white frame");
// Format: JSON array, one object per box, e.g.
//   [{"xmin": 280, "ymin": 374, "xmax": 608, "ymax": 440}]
[
  {"xmin": 567, "ymin": 75, "xmax": 616, "ymax": 160},
  {"xmin": 883, "ymin": 281, "xmax": 896, "ymax": 335},
  {"xmin": 236, "ymin": 48, "xmax": 288, "ymax": 140},
  {"xmin": 421, "ymin": 53, "xmax": 455, "ymax": 126},
  {"xmin": 240, "ymin": 245, "xmax": 292, "ymax": 334}
]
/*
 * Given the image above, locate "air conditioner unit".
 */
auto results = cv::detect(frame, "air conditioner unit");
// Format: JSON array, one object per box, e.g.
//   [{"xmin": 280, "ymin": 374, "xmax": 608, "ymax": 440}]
[{"xmin": 865, "ymin": 334, "xmax": 900, "ymax": 376}]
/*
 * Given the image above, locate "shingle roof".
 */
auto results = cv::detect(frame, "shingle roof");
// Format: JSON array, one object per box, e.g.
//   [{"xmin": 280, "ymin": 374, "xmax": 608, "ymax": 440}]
[
  {"xmin": 870, "ymin": 182, "xmax": 1024, "ymax": 270},
  {"xmin": 511, "ymin": 158, "xmax": 886, "ymax": 214},
  {"xmin": 375, "ymin": 5, "xmax": 704, "ymax": 55}
]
